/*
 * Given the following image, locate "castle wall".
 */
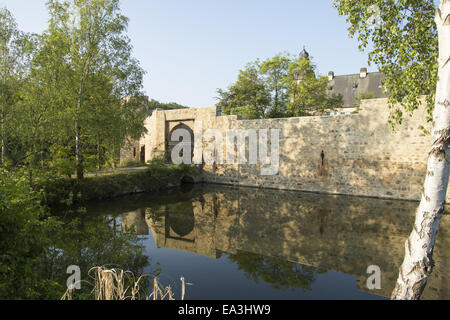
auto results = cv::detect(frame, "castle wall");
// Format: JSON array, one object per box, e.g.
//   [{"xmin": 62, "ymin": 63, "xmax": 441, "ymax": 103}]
[
  {"xmin": 122, "ymin": 98, "xmax": 449, "ymax": 201},
  {"xmin": 205, "ymin": 98, "xmax": 448, "ymax": 201}
]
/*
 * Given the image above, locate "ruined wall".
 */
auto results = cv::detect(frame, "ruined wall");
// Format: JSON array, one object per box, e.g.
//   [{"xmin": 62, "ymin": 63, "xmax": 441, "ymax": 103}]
[{"xmin": 120, "ymin": 139, "xmax": 141, "ymax": 163}]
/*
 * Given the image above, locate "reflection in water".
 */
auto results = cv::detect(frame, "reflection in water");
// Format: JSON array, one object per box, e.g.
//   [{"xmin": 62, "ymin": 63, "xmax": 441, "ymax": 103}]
[
  {"xmin": 91, "ymin": 184, "xmax": 449, "ymax": 299},
  {"xmin": 317, "ymin": 208, "xmax": 329, "ymax": 235},
  {"xmin": 44, "ymin": 212, "xmax": 153, "ymax": 299},
  {"xmin": 228, "ymin": 251, "xmax": 326, "ymax": 291}
]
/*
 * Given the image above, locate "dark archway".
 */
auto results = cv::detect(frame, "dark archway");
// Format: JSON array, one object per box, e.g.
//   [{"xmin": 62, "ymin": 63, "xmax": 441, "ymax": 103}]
[
  {"xmin": 140, "ymin": 145, "xmax": 145, "ymax": 163},
  {"xmin": 166, "ymin": 123, "xmax": 194, "ymax": 164},
  {"xmin": 165, "ymin": 203, "xmax": 195, "ymax": 240}
]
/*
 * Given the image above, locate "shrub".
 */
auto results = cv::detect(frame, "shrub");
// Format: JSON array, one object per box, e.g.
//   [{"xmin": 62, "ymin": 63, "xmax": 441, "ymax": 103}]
[
  {"xmin": 39, "ymin": 164, "xmax": 199, "ymax": 207},
  {"xmin": 0, "ymin": 169, "xmax": 63, "ymax": 299}
]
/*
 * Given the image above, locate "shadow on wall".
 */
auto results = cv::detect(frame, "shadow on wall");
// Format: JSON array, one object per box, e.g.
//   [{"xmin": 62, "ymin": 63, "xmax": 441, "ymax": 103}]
[{"xmin": 203, "ymin": 98, "xmax": 437, "ymax": 201}]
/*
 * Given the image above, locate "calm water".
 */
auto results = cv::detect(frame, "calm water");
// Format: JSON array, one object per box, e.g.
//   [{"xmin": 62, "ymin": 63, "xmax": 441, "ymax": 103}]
[{"xmin": 80, "ymin": 184, "xmax": 449, "ymax": 300}]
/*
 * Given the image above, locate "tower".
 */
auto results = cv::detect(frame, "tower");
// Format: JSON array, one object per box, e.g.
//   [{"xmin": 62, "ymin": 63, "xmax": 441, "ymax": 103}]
[
  {"xmin": 299, "ymin": 46, "xmax": 310, "ymax": 60},
  {"xmin": 296, "ymin": 46, "xmax": 313, "ymax": 83}
]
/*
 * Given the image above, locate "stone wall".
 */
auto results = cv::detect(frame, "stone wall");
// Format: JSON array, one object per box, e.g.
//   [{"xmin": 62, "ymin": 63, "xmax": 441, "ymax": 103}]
[
  {"xmin": 122, "ymin": 98, "xmax": 449, "ymax": 201},
  {"xmin": 204, "ymin": 98, "xmax": 447, "ymax": 201},
  {"xmin": 119, "ymin": 139, "xmax": 141, "ymax": 163}
]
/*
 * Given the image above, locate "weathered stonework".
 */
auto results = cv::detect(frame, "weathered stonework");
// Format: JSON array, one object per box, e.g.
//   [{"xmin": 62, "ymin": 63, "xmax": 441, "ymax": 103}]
[{"xmin": 122, "ymin": 98, "xmax": 450, "ymax": 201}]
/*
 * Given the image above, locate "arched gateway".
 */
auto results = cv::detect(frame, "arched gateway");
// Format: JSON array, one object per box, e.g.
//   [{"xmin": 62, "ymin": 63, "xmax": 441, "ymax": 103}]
[{"xmin": 166, "ymin": 123, "xmax": 194, "ymax": 164}]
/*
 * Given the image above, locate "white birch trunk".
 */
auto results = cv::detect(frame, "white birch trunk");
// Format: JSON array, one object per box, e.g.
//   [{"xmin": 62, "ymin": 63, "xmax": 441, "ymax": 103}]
[
  {"xmin": 1, "ymin": 114, "xmax": 4, "ymax": 164},
  {"xmin": 391, "ymin": 0, "xmax": 450, "ymax": 300},
  {"xmin": 75, "ymin": 119, "xmax": 83, "ymax": 179}
]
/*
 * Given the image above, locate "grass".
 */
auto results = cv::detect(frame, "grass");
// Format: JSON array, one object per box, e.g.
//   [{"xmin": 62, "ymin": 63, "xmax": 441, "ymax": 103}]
[
  {"xmin": 117, "ymin": 159, "xmax": 149, "ymax": 169},
  {"xmin": 61, "ymin": 266, "xmax": 187, "ymax": 300}
]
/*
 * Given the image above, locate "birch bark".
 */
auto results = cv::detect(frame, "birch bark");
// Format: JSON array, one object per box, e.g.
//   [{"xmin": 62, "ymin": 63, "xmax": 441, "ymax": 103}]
[{"xmin": 391, "ymin": 0, "xmax": 450, "ymax": 300}]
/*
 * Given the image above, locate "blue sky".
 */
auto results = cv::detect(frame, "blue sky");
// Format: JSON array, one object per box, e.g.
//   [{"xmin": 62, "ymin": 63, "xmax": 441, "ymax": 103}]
[{"xmin": 0, "ymin": 0, "xmax": 376, "ymax": 108}]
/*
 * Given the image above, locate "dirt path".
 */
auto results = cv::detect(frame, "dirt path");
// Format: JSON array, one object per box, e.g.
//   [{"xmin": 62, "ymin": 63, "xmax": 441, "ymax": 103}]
[{"xmin": 85, "ymin": 166, "xmax": 149, "ymax": 176}]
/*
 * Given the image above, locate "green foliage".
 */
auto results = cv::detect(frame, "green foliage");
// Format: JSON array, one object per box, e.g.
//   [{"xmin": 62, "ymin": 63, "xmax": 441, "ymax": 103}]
[
  {"xmin": 0, "ymin": 4, "xmax": 194, "ymax": 300},
  {"xmin": 47, "ymin": 215, "xmax": 154, "ymax": 300},
  {"xmin": 118, "ymin": 159, "xmax": 146, "ymax": 168},
  {"xmin": 0, "ymin": 169, "xmax": 63, "ymax": 299},
  {"xmin": 39, "ymin": 164, "xmax": 198, "ymax": 207},
  {"xmin": 218, "ymin": 60, "xmax": 271, "ymax": 119},
  {"xmin": 147, "ymin": 99, "xmax": 189, "ymax": 112},
  {"xmin": 217, "ymin": 53, "xmax": 343, "ymax": 119},
  {"xmin": 146, "ymin": 154, "xmax": 167, "ymax": 169},
  {"xmin": 260, "ymin": 54, "xmax": 292, "ymax": 117},
  {"xmin": 333, "ymin": 0, "xmax": 438, "ymax": 125},
  {"xmin": 286, "ymin": 56, "xmax": 343, "ymax": 117},
  {"xmin": 0, "ymin": 8, "xmax": 35, "ymax": 167},
  {"xmin": 0, "ymin": 168, "xmax": 156, "ymax": 299},
  {"xmin": 227, "ymin": 251, "xmax": 326, "ymax": 291},
  {"xmin": 225, "ymin": 105, "xmax": 260, "ymax": 120},
  {"xmin": 1, "ymin": 164, "xmax": 193, "ymax": 299},
  {"xmin": 49, "ymin": 145, "xmax": 77, "ymax": 178},
  {"xmin": 1, "ymin": 2, "xmax": 148, "ymax": 179}
]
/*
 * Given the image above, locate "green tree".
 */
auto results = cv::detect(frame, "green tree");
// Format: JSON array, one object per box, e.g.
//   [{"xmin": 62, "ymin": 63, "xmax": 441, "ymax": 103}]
[
  {"xmin": 286, "ymin": 56, "xmax": 342, "ymax": 116},
  {"xmin": 333, "ymin": 0, "xmax": 438, "ymax": 124},
  {"xmin": 217, "ymin": 53, "xmax": 342, "ymax": 119},
  {"xmin": 46, "ymin": 214, "xmax": 152, "ymax": 300},
  {"xmin": 0, "ymin": 169, "xmax": 62, "ymax": 299},
  {"xmin": 334, "ymin": 0, "xmax": 450, "ymax": 299},
  {"xmin": 147, "ymin": 99, "xmax": 189, "ymax": 112},
  {"xmin": 0, "ymin": 8, "xmax": 34, "ymax": 167},
  {"xmin": 38, "ymin": 0, "xmax": 147, "ymax": 179},
  {"xmin": 259, "ymin": 54, "xmax": 291, "ymax": 118},
  {"xmin": 227, "ymin": 251, "xmax": 325, "ymax": 291},
  {"xmin": 217, "ymin": 61, "xmax": 271, "ymax": 119}
]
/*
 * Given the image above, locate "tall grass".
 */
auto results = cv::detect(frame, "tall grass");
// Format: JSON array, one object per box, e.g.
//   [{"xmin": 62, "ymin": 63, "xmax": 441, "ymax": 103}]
[{"xmin": 61, "ymin": 267, "xmax": 187, "ymax": 300}]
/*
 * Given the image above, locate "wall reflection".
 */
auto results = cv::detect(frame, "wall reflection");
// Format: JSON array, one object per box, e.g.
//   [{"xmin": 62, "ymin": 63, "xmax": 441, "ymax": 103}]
[{"xmin": 119, "ymin": 185, "xmax": 449, "ymax": 299}]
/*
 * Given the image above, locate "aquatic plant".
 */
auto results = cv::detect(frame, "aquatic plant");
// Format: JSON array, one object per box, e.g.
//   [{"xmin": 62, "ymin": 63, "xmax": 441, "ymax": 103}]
[{"xmin": 61, "ymin": 266, "xmax": 187, "ymax": 300}]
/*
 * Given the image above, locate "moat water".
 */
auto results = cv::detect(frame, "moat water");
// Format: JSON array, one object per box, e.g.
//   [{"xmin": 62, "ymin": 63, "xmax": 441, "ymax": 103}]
[{"xmin": 67, "ymin": 184, "xmax": 449, "ymax": 300}]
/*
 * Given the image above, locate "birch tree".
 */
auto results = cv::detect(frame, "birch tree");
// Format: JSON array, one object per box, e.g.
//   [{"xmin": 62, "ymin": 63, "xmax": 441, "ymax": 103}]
[
  {"xmin": 0, "ymin": 8, "xmax": 31, "ymax": 165},
  {"xmin": 392, "ymin": 0, "xmax": 450, "ymax": 300},
  {"xmin": 334, "ymin": 0, "xmax": 449, "ymax": 299},
  {"xmin": 43, "ymin": 0, "xmax": 146, "ymax": 179}
]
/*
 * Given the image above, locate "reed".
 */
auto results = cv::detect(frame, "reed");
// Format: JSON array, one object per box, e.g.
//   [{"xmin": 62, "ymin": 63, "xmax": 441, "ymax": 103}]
[{"xmin": 61, "ymin": 266, "xmax": 187, "ymax": 300}]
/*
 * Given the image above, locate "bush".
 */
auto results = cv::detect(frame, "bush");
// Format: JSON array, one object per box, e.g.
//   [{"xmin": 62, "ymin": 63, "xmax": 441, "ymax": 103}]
[
  {"xmin": 0, "ymin": 168, "xmax": 157, "ymax": 300},
  {"xmin": 118, "ymin": 159, "xmax": 147, "ymax": 168},
  {"xmin": 39, "ymin": 164, "xmax": 199, "ymax": 207},
  {"xmin": 0, "ymin": 169, "xmax": 63, "ymax": 299}
]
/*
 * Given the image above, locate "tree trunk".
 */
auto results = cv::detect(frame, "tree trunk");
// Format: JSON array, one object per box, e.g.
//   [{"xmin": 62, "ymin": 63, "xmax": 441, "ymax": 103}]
[
  {"xmin": 391, "ymin": 0, "xmax": 450, "ymax": 300},
  {"xmin": 76, "ymin": 121, "xmax": 83, "ymax": 179},
  {"xmin": 76, "ymin": 71, "xmax": 88, "ymax": 180},
  {"xmin": 1, "ymin": 108, "xmax": 4, "ymax": 164},
  {"xmin": 1, "ymin": 54, "xmax": 5, "ymax": 165}
]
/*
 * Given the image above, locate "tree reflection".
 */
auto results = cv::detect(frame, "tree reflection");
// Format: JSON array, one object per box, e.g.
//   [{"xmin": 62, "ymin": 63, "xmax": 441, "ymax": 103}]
[
  {"xmin": 44, "ymin": 212, "xmax": 155, "ymax": 299},
  {"xmin": 227, "ymin": 251, "xmax": 326, "ymax": 291}
]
